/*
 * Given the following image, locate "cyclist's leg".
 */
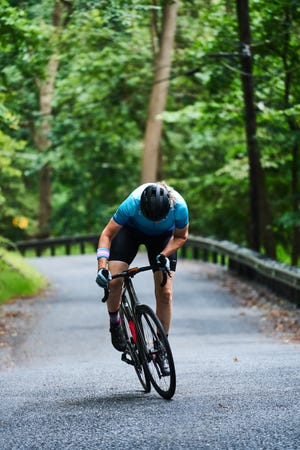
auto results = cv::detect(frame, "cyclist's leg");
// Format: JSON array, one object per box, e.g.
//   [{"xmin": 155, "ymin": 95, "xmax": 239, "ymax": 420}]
[
  {"xmin": 108, "ymin": 226, "xmax": 140, "ymax": 312},
  {"xmin": 106, "ymin": 260, "xmax": 128, "ymax": 314},
  {"xmin": 107, "ymin": 227, "xmax": 140, "ymax": 351},
  {"xmin": 145, "ymin": 232, "xmax": 177, "ymax": 335},
  {"xmin": 153, "ymin": 270, "xmax": 174, "ymax": 335}
]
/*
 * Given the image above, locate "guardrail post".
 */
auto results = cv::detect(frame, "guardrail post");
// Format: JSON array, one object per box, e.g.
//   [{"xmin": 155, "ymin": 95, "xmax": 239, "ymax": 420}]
[
  {"xmin": 212, "ymin": 252, "xmax": 217, "ymax": 263},
  {"xmin": 66, "ymin": 242, "xmax": 71, "ymax": 255},
  {"xmin": 228, "ymin": 258, "xmax": 236, "ymax": 271},
  {"xmin": 181, "ymin": 245, "xmax": 187, "ymax": 258},
  {"xmin": 193, "ymin": 247, "xmax": 199, "ymax": 259}
]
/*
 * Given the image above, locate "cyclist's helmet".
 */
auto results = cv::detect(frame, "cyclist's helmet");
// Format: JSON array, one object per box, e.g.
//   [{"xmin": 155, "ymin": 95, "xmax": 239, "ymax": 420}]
[{"xmin": 140, "ymin": 184, "xmax": 170, "ymax": 221}]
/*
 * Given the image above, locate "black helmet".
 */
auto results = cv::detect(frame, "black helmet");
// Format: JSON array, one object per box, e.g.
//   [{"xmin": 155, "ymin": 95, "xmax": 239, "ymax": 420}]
[{"xmin": 140, "ymin": 184, "xmax": 170, "ymax": 221}]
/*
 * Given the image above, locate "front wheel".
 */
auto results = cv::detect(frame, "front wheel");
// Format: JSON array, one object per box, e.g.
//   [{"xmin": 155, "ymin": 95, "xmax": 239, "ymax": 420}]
[
  {"xmin": 136, "ymin": 304, "xmax": 176, "ymax": 400},
  {"xmin": 120, "ymin": 302, "xmax": 151, "ymax": 393}
]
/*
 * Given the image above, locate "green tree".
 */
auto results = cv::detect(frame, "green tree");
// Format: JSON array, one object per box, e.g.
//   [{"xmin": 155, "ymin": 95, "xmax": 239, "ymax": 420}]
[
  {"xmin": 0, "ymin": 0, "xmax": 46, "ymax": 238},
  {"xmin": 1, "ymin": 0, "xmax": 300, "ymax": 267},
  {"xmin": 142, "ymin": 0, "xmax": 179, "ymax": 182},
  {"xmin": 254, "ymin": 0, "xmax": 300, "ymax": 264}
]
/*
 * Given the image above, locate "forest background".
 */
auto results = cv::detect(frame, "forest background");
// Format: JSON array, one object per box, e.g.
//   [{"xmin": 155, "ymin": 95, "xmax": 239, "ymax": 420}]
[{"xmin": 1, "ymin": 0, "xmax": 300, "ymax": 267}]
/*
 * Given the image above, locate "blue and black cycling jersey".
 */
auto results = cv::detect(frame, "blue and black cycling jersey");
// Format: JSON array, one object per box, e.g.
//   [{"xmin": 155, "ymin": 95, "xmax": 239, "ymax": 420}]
[{"xmin": 112, "ymin": 183, "xmax": 189, "ymax": 236}]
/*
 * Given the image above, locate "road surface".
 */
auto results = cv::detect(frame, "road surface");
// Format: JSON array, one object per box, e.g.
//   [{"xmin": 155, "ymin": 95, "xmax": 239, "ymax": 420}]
[{"xmin": 0, "ymin": 254, "xmax": 299, "ymax": 449}]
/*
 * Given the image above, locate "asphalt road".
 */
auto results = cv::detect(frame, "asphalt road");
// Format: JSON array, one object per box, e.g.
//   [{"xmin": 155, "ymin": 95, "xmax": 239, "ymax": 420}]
[{"xmin": 0, "ymin": 253, "xmax": 299, "ymax": 450}]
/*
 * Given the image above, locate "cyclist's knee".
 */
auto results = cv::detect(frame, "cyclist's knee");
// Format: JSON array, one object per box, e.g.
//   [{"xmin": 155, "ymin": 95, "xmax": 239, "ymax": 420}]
[
  {"xmin": 157, "ymin": 286, "xmax": 172, "ymax": 305},
  {"xmin": 110, "ymin": 277, "xmax": 123, "ymax": 294}
]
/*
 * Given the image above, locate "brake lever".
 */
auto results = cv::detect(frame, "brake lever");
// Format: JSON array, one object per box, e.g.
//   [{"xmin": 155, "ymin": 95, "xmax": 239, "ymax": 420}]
[
  {"xmin": 101, "ymin": 287, "xmax": 110, "ymax": 303},
  {"xmin": 160, "ymin": 268, "xmax": 171, "ymax": 287}
]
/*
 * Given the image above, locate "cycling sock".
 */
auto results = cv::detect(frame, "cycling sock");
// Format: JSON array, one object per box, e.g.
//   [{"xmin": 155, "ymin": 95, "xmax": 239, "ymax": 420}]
[{"xmin": 109, "ymin": 310, "xmax": 121, "ymax": 327}]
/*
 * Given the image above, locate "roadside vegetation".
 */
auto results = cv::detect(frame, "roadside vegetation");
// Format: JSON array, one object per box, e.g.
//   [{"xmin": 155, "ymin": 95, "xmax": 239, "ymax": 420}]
[
  {"xmin": 1, "ymin": 1, "xmax": 300, "ymax": 266},
  {"xmin": 0, "ymin": 248, "xmax": 47, "ymax": 304}
]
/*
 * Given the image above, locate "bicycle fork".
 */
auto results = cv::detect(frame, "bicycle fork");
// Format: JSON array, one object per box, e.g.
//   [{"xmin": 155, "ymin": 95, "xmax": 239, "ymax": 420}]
[{"xmin": 121, "ymin": 300, "xmax": 138, "ymax": 366}]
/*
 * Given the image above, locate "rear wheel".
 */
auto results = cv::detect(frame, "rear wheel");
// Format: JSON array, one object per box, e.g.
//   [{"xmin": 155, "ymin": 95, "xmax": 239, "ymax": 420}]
[
  {"xmin": 120, "ymin": 300, "xmax": 151, "ymax": 393},
  {"xmin": 136, "ymin": 304, "xmax": 176, "ymax": 400}
]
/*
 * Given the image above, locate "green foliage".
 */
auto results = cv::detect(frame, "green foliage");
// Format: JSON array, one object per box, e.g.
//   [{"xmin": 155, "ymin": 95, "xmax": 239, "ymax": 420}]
[
  {"xmin": 0, "ymin": 129, "xmax": 33, "ymax": 239},
  {"xmin": 49, "ymin": 1, "xmax": 153, "ymax": 233},
  {"xmin": 163, "ymin": 0, "xmax": 300, "ymax": 258},
  {"xmin": 0, "ymin": 0, "xmax": 50, "ymax": 238},
  {"xmin": 162, "ymin": 1, "xmax": 250, "ymax": 243},
  {"xmin": 0, "ymin": 247, "xmax": 47, "ymax": 303},
  {"xmin": 1, "ymin": 0, "xmax": 300, "ymax": 265}
]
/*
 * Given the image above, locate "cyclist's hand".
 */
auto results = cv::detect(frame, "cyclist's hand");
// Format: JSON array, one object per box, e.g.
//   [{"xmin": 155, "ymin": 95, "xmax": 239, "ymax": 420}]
[
  {"xmin": 96, "ymin": 268, "xmax": 112, "ymax": 288},
  {"xmin": 156, "ymin": 253, "xmax": 170, "ymax": 272}
]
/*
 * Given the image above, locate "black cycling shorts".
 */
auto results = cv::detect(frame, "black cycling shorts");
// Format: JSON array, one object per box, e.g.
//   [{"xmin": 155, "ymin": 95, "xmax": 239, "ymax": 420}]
[{"xmin": 109, "ymin": 225, "xmax": 177, "ymax": 272}]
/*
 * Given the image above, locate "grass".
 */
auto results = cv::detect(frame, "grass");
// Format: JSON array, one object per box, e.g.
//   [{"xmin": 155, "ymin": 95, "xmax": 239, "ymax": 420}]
[{"xmin": 0, "ymin": 249, "xmax": 47, "ymax": 304}]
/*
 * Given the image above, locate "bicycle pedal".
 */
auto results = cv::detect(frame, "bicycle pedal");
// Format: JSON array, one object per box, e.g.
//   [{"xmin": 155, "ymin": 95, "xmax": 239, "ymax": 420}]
[{"xmin": 121, "ymin": 352, "xmax": 134, "ymax": 366}]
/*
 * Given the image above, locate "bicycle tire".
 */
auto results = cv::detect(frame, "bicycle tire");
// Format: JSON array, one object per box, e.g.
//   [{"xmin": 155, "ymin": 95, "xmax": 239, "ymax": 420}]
[
  {"xmin": 136, "ymin": 304, "xmax": 176, "ymax": 400},
  {"xmin": 120, "ymin": 298, "xmax": 151, "ymax": 393}
]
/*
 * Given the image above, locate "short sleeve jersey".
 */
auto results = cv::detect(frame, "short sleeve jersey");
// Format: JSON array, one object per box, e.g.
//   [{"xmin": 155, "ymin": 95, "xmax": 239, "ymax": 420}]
[{"xmin": 112, "ymin": 183, "xmax": 189, "ymax": 236}]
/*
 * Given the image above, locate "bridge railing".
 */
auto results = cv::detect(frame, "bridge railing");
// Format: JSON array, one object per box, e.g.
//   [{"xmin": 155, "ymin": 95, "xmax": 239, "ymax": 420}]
[
  {"xmin": 182, "ymin": 236, "xmax": 300, "ymax": 306},
  {"xmin": 15, "ymin": 234, "xmax": 98, "ymax": 257},
  {"xmin": 14, "ymin": 233, "xmax": 300, "ymax": 306}
]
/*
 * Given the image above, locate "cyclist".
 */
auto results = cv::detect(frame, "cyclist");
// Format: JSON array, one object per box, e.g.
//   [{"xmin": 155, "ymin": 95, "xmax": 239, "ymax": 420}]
[{"xmin": 96, "ymin": 182, "xmax": 189, "ymax": 373}]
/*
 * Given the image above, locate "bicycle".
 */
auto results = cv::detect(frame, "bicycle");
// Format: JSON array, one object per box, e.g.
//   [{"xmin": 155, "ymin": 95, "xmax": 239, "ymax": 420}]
[{"xmin": 101, "ymin": 265, "xmax": 176, "ymax": 400}]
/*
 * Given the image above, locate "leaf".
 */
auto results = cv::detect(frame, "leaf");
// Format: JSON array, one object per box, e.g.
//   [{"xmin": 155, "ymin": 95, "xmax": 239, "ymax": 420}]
[{"xmin": 218, "ymin": 403, "xmax": 229, "ymax": 409}]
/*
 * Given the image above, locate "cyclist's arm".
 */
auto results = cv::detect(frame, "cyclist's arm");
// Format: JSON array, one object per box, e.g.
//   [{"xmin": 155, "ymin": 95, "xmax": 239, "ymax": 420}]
[
  {"xmin": 97, "ymin": 219, "xmax": 122, "ymax": 270},
  {"xmin": 161, "ymin": 224, "xmax": 189, "ymax": 257}
]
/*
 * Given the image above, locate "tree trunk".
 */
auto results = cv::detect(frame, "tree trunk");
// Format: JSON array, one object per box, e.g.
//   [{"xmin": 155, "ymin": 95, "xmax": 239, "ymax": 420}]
[
  {"xmin": 284, "ymin": 72, "xmax": 300, "ymax": 266},
  {"xmin": 141, "ymin": 0, "xmax": 178, "ymax": 183},
  {"xmin": 281, "ymin": 7, "xmax": 300, "ymax": 266},
  {"xmin": 34, "ymin": 55, "xmax": 59, "ymax": 237},
  {"xmin": 291, "ymin": 142, "xmax": 300, "ymax": 265},
  {"xmin": 33, "ymin": 1, "xmax": 65, "ymax": 237},
  {"xmin": 236, "ymin": 0, "xmax": 276, "ymax": 258}
]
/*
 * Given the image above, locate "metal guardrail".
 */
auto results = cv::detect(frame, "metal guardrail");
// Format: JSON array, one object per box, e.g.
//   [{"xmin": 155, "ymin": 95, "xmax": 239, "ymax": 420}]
[
  {"xmin": 15, "ymin": 234, "xmax": 98, "ymax": 257},
  {"xmin": 182, "ymin": 236, "xmax": 300, "ymax": 306},
  {"xmin": 14, "ymin": 233, "xmax": 300, "ymax": 306}
]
